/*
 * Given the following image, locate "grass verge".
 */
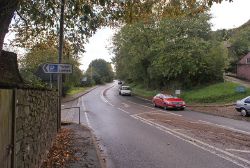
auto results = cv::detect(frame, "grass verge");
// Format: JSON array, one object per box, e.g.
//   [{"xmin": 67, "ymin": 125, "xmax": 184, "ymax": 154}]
[
  {"xmin": 182, "ymin": 82, "xmax": 250, "ymax": 104},
  {"xmin": 129, "ymin": 83, "xmax": 159, "ymax": 99},
  {"xmin": 67, "ymin": 87, "xmax": 91, "ymax": 96},
  {"xmin": 130, "ymin": 82, "xmax": 250, "ymax": 104}
]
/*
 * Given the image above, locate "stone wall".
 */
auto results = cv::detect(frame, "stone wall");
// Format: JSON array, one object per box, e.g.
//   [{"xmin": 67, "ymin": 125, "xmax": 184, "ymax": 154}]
[{"xmin": 15, "ymin": 89, "xmax": 57, "ymax": 168}]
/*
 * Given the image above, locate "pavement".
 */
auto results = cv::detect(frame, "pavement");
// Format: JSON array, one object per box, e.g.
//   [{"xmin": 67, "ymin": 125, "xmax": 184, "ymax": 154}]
[{"xmin": 42, "ymin": 86, "xmax": 105, "ymax": 168}]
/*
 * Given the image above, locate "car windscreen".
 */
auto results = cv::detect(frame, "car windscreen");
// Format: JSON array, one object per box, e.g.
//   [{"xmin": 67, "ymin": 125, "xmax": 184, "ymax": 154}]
[
  {"xmin": 122, "ymin": 87, "xmax": 130, "ymax": 90},
  {"xmin": 162, "ymin": 95, "xmax": 173, "ymax": 98}
]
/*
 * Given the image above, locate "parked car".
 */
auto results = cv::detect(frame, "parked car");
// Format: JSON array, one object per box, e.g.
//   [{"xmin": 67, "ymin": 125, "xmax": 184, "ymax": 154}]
[
  {"xmin": 235, "ymin": 96, "xmax": 250, "ymax": 117},
  {"xmin": 118, "ymin": 81, "xmax": 122, "ymax": 85},
  {"xmin": 152, "ymin": 94, "xmax": 185, "ymax": 110},
  {"xmin": 119, "ymin": 86, "xmax": 131, "ymax": 96}
]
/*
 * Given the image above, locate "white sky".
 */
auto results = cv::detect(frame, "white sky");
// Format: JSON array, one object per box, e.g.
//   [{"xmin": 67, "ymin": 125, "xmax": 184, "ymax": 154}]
[
  {"xmin": 79, "ymin": 27, "xmax": 115, "ymax": 71},
  {"xmin": 210, "ymin": 0, "xmax": 250, "ymax": 30},
  {"xmin": 80, "ymin": 0, "xmax": 250, "ymax": 70}
]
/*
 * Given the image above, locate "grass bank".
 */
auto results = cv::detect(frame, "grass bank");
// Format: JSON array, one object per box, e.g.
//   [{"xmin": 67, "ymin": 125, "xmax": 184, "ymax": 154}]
[
  {"xmin": 67, "ymin": 86, "xmax": 92, "ymax": 96},
  {"xmin": 182, "ymin": 82, "xmax": 250, "ymax": 104},
  {"xmin": 130, "ymin": 82, "xmax": 250, "ymax": 104},
  {"xmin": 129, "ymin": 83, "xmax": 159, "ymax": 99}
]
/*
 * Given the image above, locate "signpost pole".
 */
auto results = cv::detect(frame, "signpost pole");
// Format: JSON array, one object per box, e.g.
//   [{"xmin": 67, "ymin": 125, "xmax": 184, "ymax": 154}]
[{"xmin": 57, "ymin": 0, "xmax": 65, "ymax": 131}]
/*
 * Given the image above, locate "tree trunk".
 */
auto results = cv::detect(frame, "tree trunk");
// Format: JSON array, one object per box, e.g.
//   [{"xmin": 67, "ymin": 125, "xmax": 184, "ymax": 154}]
[
  {"xmin": 0, "ymin": 0, "xmax": 18, "ymax": 54},
  {"xmin": 0, "ymin": 50, "xmax": 23, "ymax": 86}
]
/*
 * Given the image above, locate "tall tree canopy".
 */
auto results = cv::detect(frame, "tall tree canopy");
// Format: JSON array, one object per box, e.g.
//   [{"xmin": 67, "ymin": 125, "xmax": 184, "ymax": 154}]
[
  {"xmin": 0, "ymin": 0, "xmax": 232, "ymax": 54},
  {"xmin": 112, "ymin": 13, "xmax": 228, "ymax": 89},
  {"xmin": 84, "ymin": 59, "xmax": 114, "ymax": 84}
]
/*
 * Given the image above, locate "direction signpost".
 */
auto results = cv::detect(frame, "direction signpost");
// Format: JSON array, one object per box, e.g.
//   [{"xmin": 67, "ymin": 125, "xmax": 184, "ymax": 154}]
[
  {"xmin": 43, "ymin": 63, "xmax": 72, "ymax": 74},
  {"xmin": 42, "ymin": 63, "xmax": 72, "ymax": 131}
]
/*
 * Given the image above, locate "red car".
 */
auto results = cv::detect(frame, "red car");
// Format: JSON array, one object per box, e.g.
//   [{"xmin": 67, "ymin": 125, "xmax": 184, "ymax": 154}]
[{"xmin": 152, "ymin": 94, "xmax": 185, "ymax": 110}]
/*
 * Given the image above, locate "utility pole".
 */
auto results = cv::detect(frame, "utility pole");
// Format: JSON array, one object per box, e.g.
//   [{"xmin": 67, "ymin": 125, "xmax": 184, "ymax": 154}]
[{"xmin": 57, "ymin": 0, "xmax": 65, "ymax": 131}]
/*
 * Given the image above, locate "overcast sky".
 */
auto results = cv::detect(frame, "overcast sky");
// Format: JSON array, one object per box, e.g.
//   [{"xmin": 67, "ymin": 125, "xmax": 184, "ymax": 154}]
[{"xmin": 80, "ymin": 0, "xmax": 250, "ymax": 71}]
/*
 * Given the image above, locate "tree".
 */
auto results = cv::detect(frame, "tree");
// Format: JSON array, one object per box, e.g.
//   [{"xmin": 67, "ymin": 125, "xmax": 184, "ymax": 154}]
[
  {"xmin": 85, "ymin": 59, "xmax": 114, "ymax": 84},
  {"xmin": 0, "ymin": 0, "xmax": 233, "ymax": 54},
  {"xmin": 19, "ymin": 38, "xmax": 83, "ymax": 87},
  {"xmin": 112, "ymin": 13, "xmax": 228, "ymax": 89},
  {"xmin": 226, "ymin": 25, "xmax": 250, "ymax": 72}
]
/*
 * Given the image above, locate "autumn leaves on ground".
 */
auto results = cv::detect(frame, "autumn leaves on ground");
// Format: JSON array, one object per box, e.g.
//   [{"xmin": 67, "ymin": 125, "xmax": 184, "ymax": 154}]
[{"xmin": 41, "ymin": 124, "xmax": 101, "ymax": 168}]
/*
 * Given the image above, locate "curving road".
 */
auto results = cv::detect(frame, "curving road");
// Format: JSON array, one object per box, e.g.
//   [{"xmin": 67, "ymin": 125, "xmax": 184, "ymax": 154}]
[{"xmin": 62, "ymin": 82, "xmax": 250, "ymax": 168}]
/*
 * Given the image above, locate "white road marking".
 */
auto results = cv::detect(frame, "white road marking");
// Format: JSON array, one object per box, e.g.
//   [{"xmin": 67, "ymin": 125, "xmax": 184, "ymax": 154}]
[
  {"xmin": 121, "ymin": 103, "xmax": 130, "ymax": 108},
  {"xmin": 81, "ymin": 97, "xmax": 87, "ymax": 111},
  {"xmin": 126, "ymin": 100, "xmax": 182, "ymax": 117},
  {"xmin": 226, "ymin": 149, "xmax": 250, "ymax": 153},
  {"xmin": 100, "ymin": 89, "xmax": 114, "ymax": 107},
  {"xmin": 131, "ymin": 115, "xmax": 250, "ymax": 168},
  {"xmin": 85, "ymin": 112, "xmax": 91, "ymax": 127},
  {"xmin": 81, "ymin": 97, "xmax": 91, "ymax": 128},
  {"xmin": 131, "ymin": 110, "xmax": 162, "ymax": 117},
  {"xmin": 189, "ymin": 121, "xmax": 201, "ymax": 124},
  {"xmin": 198, "ymin": 120, "xmax": 250, "ymax": 136},
  {"xmin": 118, "ymin": 108, "xmax": 130, "ymax": 114}
]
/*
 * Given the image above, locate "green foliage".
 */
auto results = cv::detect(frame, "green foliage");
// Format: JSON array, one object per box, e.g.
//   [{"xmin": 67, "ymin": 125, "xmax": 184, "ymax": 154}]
[
  {"xmin": 19, "ymin": 69, "xmax": 47, "ymax": 87},
  {"xmin": 129, "ymin": 82, "xmax": 250, "ymax": 104},
  {"xmin": 67, "ymin": 86, "xmax": 91, "ymax": 96},
  {"xmin": 214, "ymin": 20, "xmax": 250, "ymax": 73},
  {"xmin": 228, "ymin": 27, "xmax": 250, "ymax": 72},
  {"xmin": 182, "ymin": 82, "xmax": 250, "ymax": 104},
  {"xmin": 6, "ymin": 0, "xmax": 230, "ymax": 53},
  {"xmin": 19, "ymin": 39, "xmax": 83, "ymax": 88},
  {"xmin": 129, "ymin": 83, "xmax": 159, "ymax": 99},
  {"xmin": 112, "ymin": 14, "xmax": 228, "ymax": 89},
  {"xmin": 84, "ymin": 59, "xmax": 114, "ymax": 85}
]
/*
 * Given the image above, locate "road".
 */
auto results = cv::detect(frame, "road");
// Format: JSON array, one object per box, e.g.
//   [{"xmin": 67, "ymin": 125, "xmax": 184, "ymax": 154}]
[{"xmin": 62, "ymin": 82, "xmax": 250, "ymax": 168}]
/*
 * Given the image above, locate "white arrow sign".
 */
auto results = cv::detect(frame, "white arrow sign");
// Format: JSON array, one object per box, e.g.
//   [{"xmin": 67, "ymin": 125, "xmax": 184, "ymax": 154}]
[{"xmin": 43, "ymin": 63, "xmax": 73, "ymax": 74}]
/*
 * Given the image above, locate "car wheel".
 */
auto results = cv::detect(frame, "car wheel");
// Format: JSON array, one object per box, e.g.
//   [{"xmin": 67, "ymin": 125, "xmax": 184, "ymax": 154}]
[
  {"xmin": 241, "ymin": 109, "xmax": 248, "ymax": 117},
  {"xmin": 153, "ymin": 102, "xmax": 157, "ymax": 107}
]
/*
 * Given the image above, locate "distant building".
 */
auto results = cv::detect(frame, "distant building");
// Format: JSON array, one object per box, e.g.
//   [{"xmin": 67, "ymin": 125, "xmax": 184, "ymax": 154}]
[{"xmin": 237, "ymin": 52, "xmax": 250, "ymax": 80}]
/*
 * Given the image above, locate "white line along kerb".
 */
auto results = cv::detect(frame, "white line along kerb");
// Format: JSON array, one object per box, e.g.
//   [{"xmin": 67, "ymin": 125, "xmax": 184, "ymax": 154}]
[{"xmin": 100, "ymin": 85, "xmax": 115, "ymax": 106}]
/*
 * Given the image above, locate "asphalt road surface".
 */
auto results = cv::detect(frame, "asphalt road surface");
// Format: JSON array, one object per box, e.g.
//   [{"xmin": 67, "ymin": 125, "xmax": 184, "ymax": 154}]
[{"xmin": 62, "ymin": 82, "xmax": 250, "ymax": 168}]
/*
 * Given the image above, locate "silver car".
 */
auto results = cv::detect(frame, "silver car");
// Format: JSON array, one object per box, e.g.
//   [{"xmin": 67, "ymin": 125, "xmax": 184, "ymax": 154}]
[{"xmin": 235, "ymin": 96, "xmax": 250, "ymax": 117}]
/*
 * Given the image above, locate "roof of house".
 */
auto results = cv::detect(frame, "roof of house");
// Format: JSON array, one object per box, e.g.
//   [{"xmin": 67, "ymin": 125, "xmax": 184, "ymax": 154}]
[{"xmin": 238, "ymin": 52, "xmax": 250, "ymax": 65}]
